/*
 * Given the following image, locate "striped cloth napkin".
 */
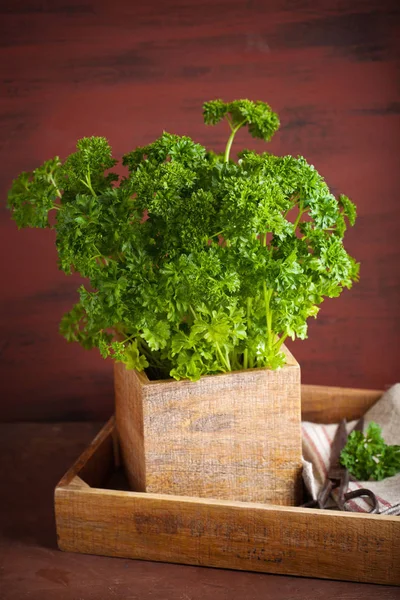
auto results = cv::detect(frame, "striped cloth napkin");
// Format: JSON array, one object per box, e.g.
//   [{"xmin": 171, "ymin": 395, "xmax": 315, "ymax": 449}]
[{"xmin": 302, "ymin": 383, "xmax": 400, "ymax": 515}]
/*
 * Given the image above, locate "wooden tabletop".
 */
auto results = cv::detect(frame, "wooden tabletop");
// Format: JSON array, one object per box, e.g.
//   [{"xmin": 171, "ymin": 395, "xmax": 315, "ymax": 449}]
[{"xmin": 0, "ymin": 422, "xmax": 398, "ymax": 600}]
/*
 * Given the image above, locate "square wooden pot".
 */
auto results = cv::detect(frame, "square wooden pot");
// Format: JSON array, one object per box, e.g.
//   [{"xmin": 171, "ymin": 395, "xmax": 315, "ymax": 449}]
[{"xmin": 114, "ymin": 344, "xmax": 302, "ymax": 505}]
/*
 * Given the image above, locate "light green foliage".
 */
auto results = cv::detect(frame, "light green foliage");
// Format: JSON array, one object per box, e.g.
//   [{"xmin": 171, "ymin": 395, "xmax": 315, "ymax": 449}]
[
  {"xmin": 60, "ymin": 136, "xmax": 118, "ymax": 198},
  {"xmin": 341, "ymin": 422, "xmax": 400, "ymax": 481},
  {"xmin": 7, "ymin": 99, "xmax": 359, "ymax": 380},
  {"xmin": 7, "ymin": 158, "xmax": 62, "ymax": 228},
  {"xmin": 203, "ymin": 99, "xmax": 280, "ymax": 142}
]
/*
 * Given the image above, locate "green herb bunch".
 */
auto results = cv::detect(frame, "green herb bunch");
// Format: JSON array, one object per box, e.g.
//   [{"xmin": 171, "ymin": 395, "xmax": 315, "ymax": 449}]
[
  {"xmin": 7, "ymin": 99, "xmax": 359, "ymax": 381},
  {"xmin": 341, "ymin": 422, "xmax": 400, "ymax": 481}
]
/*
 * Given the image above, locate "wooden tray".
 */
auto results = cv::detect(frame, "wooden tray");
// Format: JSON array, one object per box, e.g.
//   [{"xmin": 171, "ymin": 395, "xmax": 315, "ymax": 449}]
[{"xmin": 55, "ymin": 384, "xmax": 400, "ymax": 586}]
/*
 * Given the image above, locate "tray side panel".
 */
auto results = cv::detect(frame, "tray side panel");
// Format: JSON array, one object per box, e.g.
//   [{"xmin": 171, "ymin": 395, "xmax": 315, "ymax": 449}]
[
  {"xmin": 57, "ymin": 417, "xmax": 115, "ymax": 489},
  {"xmin": 301, "ymin": 385, "xmax": 382, "ymax": 423},
  {"xmin": 55, "ymin": 487, "xmax": 400, "ymax": 586}
]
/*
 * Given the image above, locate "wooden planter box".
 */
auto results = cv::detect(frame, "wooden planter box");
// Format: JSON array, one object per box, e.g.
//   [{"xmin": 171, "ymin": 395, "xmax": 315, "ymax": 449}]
[
  {"xmin": 55, "ymin": 384, "xmax": 400, "ymax": 586},
  {"xmin": 114, "ymin": 344, "xmax": 302, "ymax": 506}
]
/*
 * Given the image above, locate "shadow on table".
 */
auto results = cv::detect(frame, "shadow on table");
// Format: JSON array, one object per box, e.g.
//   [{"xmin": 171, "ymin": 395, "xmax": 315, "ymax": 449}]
[{"xmin": 0, "ymin": 422, "xmax": 103, "ymax": 549}]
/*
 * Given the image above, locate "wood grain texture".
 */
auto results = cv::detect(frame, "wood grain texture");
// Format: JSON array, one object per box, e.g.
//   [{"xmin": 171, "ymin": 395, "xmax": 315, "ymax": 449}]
[
  {"xmin": 301, "ymin": 384, "xmax": 382, "ymax": 423},
  {"xmin": 1, "ymin": 0, "xmax": 399, "ymax": 421},
  {"xmin": 56, "ymin": 488, "xmax": 400, "ymax": 586},
  {"xmin": 114, "ymin": 345, "xmax": 302, "ymax": 505},
  {"xmin": 58, "ymin": 415, "xmax": 116, "ymax": 488},
  {"xmin": 55, "ymin": 385, "xmax": 400, "ymax": 586},
  {"xmin": 3, "ymin": 422, "xmax": 400, "ymax": 600},
  {"xmin": 114, "ymin": 366, "xmax": 147, "ymax": 492}
]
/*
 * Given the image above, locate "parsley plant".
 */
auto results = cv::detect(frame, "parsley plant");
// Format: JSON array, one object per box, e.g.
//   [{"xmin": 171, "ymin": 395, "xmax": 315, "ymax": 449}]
[{"xmin": 7, "ymin": 99, "xmax": 359, "ymax": 381}]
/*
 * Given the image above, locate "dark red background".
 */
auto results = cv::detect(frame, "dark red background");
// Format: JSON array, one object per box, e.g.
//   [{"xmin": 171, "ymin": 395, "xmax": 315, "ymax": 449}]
[{"xmin": 0, "ymin": 0, "xmax": 399, "ymax": 421}]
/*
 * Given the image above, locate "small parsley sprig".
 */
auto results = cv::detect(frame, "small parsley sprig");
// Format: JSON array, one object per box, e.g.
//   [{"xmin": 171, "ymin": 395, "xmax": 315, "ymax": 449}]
[
  {"xmin": 7, "ymin": 99, "xmax": 359, "ymax": 381},
  {"xmin": 341, "ymin": 422, "xmax": 400, "ymax": 481}
]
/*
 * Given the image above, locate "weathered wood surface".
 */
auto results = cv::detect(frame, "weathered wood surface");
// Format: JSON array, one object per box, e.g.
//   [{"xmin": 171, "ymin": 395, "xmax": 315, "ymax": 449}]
[
  {"xmin": 114, "ymin": 345, "xmax": 303, "ymax": 505},
  {"xmin": 301, "ymin": 384, "xmax": 382, "ymax": 423},
  {"xmin": 55, "ymin": 385, "xmax": 400, "ymax": 586},
  {"xmin": 9, "ymin": 424, "xmax": 400, "ymax": 599},
  {"xmin": 1, "ymin": 0, "xmax": 400, "ymax": 421},
  {"xmin": 56, "ymin": 485, "xmax": 400, "ymax": 586},
  {"xmin": 114, "ymin": 365, "xmax": 148, "ymax": 492}
]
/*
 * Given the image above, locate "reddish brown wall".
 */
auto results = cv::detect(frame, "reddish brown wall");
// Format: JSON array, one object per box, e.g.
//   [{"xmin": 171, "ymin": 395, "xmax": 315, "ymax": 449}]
[{"xmin": 0, "ymin": 0, "xmax": 399, "ymax": 421}]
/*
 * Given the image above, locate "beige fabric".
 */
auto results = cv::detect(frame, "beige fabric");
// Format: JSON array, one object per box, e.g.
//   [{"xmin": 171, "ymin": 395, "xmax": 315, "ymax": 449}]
[{"xmin": 302, "ymin": 384, "xmax": 400, "ymax": 515}]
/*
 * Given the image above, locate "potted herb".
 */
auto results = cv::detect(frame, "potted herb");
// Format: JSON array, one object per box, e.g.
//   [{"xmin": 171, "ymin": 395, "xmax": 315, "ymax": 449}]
[{"xmin": 8, "ymin": 99, "xmax": 358, "ymax": 505}]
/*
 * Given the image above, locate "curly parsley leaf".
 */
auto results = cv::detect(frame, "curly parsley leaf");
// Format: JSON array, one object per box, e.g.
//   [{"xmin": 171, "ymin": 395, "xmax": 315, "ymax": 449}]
[
  {"xmin": 204, "ymin": 99, "xmax": 280, "ymax": 163},
  {"xmin": 7, "ymin": 158, "xmax": 62, "ymax": 228},
  {"xmin": 61, "ymin": 136, "xmax": 118, "ymax": 198},
  {"xmin": 203, "ymin": 99, "xmax": 279, "ymax": 141},
  {"xmin": 341, "ymin": 422, "xmax": 400, "ymax": 481}
]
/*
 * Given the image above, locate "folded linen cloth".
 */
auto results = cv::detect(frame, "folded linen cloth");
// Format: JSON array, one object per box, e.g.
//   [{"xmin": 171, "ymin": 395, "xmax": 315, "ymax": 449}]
[{"xmin": 302, "ymin": 383, "xmax": 400, "ymax": 515}]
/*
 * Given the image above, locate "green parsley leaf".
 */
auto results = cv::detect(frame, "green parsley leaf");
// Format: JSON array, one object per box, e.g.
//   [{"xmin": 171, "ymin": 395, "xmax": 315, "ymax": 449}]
[{"xmin": 341, "ymin": 422, "xmax": 400, "ymax": 481}]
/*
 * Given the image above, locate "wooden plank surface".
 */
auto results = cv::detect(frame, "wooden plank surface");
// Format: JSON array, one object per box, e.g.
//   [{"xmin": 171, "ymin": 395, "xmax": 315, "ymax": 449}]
[
  {"xmin": 54, "ymin": 403, "xmax": 400, "ymax": 586},
  {"xmin": 115, "ymin": 345, "xmax": 303, "ymax": 504},
  {"xmin": 56, "ymin": 487, "xmax": 400, "ymax": 586},
  {"xmin": 301, "ymin": 384, "xmax": 383, "ymax": 423},
  {"xmin": 0, "ymin": 0, "xmax": 399, "ymax": 422},
  {"xmin": 3, "ymin": 422, "xmax": 400, "ymax": 599}
]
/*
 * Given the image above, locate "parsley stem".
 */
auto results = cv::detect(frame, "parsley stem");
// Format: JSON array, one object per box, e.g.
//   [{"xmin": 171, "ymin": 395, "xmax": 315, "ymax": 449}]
[
  {"xmin": 263, "ymin": 282, "xmax": 273, "ymax": 353},
  {"xmin": 49, "ymin": 175, "xmax": 62, "ymax": 198},
  {"xmin": 215, "ymin": 342, "xmax": 230, "ymax": 371},
  {"xmin": 79, "ymin": 169, "xmax": 97, "ymax": 197},
  {"xmin": 224, "ymin": 119, "xmax": 247, "ymax": 163},
  {"xmin": 232, "ymin": 348, "xmax": 241, "ymax": 371},
  {"xmin": 243, "ymin": 348, "xmax": 248, "ymax": 370},
  {"xmin": 246, "ymin": 297, "xmax": 252, "ymax": 328},
  {"xmin": 224, "ymin": 130, "xmax": 236, "ymax": 163},
  {"xmin": 121, "ymin": 333, "xmax": 136, "ymax": 344},
  {"xmin": 293, "ymin": 202, "xmax": 304, "ymax": 231},
  {"xmin": 225, "ymin": 115, "xmax": 234, "ymax": 131},
  {"xmin": 225, "ymin": 348, "xmax": 231, "ymax": 371},
  {"xmin": 274, "ymin": 333, "xmax": 287, "ymax": 351},
  {"xmin": 245, "ymin": 297, "xmax": 253, "ymax": 369}
]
